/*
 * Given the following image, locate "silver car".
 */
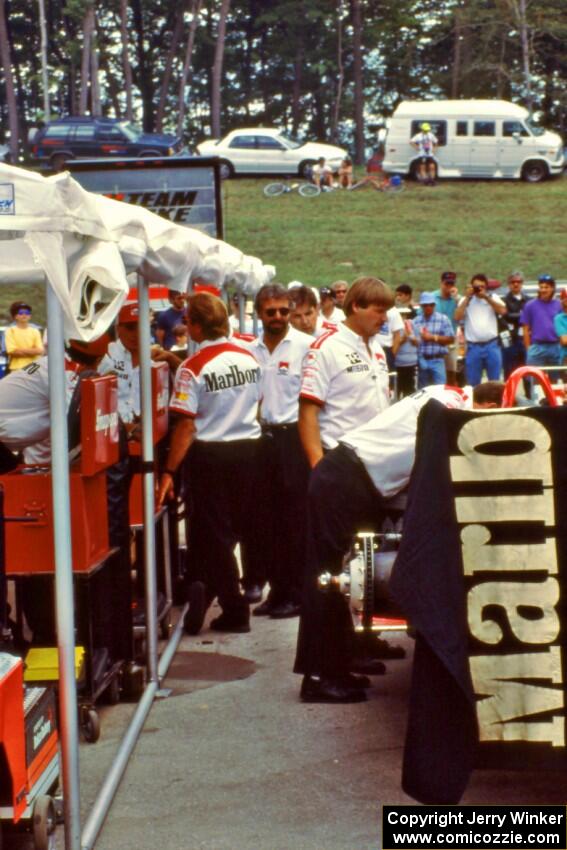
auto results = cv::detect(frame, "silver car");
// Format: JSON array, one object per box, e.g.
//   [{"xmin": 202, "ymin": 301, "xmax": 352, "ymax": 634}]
[{"xmin": 196, "ymin": 128, "xmax": 347, "ymax": 179}]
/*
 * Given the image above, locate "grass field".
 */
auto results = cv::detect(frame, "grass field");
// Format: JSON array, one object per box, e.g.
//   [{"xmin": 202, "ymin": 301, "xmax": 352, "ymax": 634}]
[
  {"xmin": 223, "ymin": 172, "xmax": 567, "ymax": 292},
  {"xmin": 1, "ymin": 172, "xmax": 565, "ymax": 327}
]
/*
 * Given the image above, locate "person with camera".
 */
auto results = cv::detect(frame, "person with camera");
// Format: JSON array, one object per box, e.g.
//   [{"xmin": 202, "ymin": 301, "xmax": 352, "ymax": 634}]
[{"xmin": 454, "ymin": 274, "xmax": 506, "ymax": 385}]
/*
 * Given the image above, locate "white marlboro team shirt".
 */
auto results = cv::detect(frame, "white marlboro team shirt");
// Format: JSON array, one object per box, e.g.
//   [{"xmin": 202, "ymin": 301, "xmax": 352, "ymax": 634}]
[
  {"xmin": 99, "ymin": 339, "xmax": 140, "ymax": 424},
  {"xmin": 341, "ymin": 385, "xmax": 472, "ymax": 499},
  {"xmin": 251, "ymin": 326, "xmax": 312, "ymax": 425},
  {"xmin": 170, "ymin": 337, "xmax": 262, "ymax": 442},
  {"xmin": 0, "ymin": 355, "xmax": 79, "ymax": 464},
  {"xmin": 300, "ymin": 323, "xmax": 390, "ymax": 450}
]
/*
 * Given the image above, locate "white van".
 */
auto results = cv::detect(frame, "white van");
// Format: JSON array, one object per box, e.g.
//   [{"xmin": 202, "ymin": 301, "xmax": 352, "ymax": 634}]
[{"xmin": 383, "ymin": 99, "xmax": 564, "ymax": 182}]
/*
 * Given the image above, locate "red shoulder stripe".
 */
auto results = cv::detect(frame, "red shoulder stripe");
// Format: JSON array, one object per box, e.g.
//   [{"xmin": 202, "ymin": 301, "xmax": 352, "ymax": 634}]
[
  {"xmin": 299, "ymin": 392, "xmax": 324, "ymax": 406},
  {"xmin": 310, "ymin": 328, "xmax": 337, "ymax": 350},
  {"xmin": 182, "ymin": 342, "xmax": 257, "ymax": 377}
]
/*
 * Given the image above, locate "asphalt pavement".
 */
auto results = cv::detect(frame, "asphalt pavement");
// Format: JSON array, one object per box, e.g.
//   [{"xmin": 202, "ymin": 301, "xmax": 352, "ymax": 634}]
[{"xmin": 44, "ymin": 601, "xmax": 566, "ymax": 850}]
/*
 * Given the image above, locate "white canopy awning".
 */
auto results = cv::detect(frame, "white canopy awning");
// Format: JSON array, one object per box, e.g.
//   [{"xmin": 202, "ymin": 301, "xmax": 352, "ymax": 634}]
[{"xmin": 0, "ymin": 163, "xmax": 274, "ymax": 339}]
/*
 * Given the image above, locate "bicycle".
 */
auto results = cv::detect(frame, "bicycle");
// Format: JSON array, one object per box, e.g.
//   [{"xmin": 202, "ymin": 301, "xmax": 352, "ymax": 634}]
[{"xmin": 263, "ymin": 180, "xmax": 321, "ymax": 198}]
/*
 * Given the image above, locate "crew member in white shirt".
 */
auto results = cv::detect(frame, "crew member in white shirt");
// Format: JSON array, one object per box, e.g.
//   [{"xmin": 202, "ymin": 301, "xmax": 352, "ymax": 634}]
[
  {"xmin": 157, "ymin": 292, "xmax": 262, "ymax": 636},
  {"xmin": 454, "ymin": 273, "xmax": 506, "ymax": 385},
  {"xmin": 296, "ymin": 381, "xmax": 505, "ymax": 703},
  {"xmin": 247, "ymin": 284, "xmax": 312, "ymax": 619},
  {"xmin": 319, "ymin": 287, "xmax": 345, "ymax": 327},
  {"xmin": 295, "ymin": 277, "xmax": 393, "ymax": 703}
]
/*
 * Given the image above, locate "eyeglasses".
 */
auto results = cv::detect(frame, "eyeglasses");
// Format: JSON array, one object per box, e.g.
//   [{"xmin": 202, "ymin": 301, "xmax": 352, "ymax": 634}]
[
  {"xmin": 17, "ymin": 309, "xmax": 31, "ymax": 315},
  {"xmin": 509, "ymin": 279, "xmax": 523, "ymax": 284},
  {"xmin": 264, "ymin": 307, "xmax": 290, "ymax": 317},
  {"xmin": 334, "ymin": 289, "xmax": 347, "ymax": 294}
]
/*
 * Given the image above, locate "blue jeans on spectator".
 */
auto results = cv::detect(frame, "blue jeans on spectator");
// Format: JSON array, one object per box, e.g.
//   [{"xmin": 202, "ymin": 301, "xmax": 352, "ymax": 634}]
[
  {"xmin": 526, "ymin": 342, "xmax": 561, "ymax": 387},
  {"xmin": 502, "ymin": 338, "xmax": 526, "ymax": 379},
  {"xmin": 465, "ymin": 339, "xmax": 502, "ymax": 386},
  {"xmin": 418, "ymin": 355, "xmax": 446, "ymax": 388}
]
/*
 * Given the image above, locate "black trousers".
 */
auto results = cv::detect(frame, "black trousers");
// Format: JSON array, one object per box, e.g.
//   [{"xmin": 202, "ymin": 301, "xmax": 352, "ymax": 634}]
[
  {"xmin": 184, "ymin": 438, "xmax": 258, "ymax": 616},
  {"xmin": 294, "ymin": 444, "xmax": 385, "ymax": 678},
  {"xmin": 243, "ymin": 423, "xmax": 310, "ymax": 603}
]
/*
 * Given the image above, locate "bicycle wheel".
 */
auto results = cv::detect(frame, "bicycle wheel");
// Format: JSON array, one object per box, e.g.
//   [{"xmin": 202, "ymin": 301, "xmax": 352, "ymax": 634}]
[
  {"xmin": 298, "ymin": 183, "xmax": 321, "ymax": 197},
  {"xmin": 263, "ymin": 182, "xmax": 286, "ymax": 197}
]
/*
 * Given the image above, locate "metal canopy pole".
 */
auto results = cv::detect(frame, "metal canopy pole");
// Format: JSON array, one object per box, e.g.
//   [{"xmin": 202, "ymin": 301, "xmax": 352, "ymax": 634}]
[
  {"xmin": 137, "ymin": 276, "xmax": 159, "ymax": 684},
  {"xmin": 238, "ymin": 291, "xmax": 246, "ymax": 333},
  {"xmin": 46, "ymin": 285, "xmax": 81, "ymax": 850},
  {"xmin": 80, "ymin": 604, "xmax": 188, "ymax": 850}
]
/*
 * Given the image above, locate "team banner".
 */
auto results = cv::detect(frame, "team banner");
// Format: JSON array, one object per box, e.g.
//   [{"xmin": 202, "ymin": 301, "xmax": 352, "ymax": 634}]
[{"xmin": 390, "ymin": 401, "xmax": 567, "ymax": 804}]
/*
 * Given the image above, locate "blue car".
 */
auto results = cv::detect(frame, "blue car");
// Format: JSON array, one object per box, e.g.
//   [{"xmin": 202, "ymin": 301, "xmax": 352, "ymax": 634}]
[{"xmin": 31, "ymin": 116, "xmax": 185, "ymax": 169}]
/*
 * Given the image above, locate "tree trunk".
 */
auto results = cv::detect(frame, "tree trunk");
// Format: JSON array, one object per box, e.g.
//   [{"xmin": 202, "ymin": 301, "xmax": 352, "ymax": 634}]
[
  {"xmin": 90, "ymin": 17, "xmax": 102, "ymax": 116},
  {"xmin": 331, "ymin": 0, "xmax": 344, "ymax": 143},
  {"xmin": 156, "ymin": 3, "xmax": 188, "ymax": 132},
  {"xmin": 119, "ymin": 0, "xmax": 134, "ymax": 121},
  {"xmin": 518, "ymin": 0, "xmax": 533, "ymax": 113},
  {"xmin": 0, "ymin": 0, "xmax": 19, "ymax": 159},
  {"xmin": 351, "ymin": 0, "xmax": 364, "ymax": 164},
  {"xmin": 211, "ymin": 0, "xmax": 231, "ymax": 138},
  {"xmin": 131, "ymin": 0, "xmax": 154, "ymax": 131},
  {"xmin": 79, "ymin": 2, "xmax": 95, "ymax": 115},
  {"xmin": 291, "ymin": 43, "xmax": 303, "ymax": 135},
  {"xmin": 177, "ymin": 0, "xmax": 202, "ymax": 137},
  {"xmin": 451, "ymin": 9, "xmax": 461, "ymax": 98}
]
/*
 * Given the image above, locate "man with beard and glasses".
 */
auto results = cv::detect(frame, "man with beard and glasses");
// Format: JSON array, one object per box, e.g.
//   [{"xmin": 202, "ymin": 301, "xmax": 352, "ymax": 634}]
[{"xmin": 246, "ymin": 284, "xmax": 312, "ymax": 618}]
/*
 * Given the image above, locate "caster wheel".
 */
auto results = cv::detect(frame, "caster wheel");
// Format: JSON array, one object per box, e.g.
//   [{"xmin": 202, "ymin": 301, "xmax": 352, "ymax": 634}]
[
  {"xmin": 80, "ymin": 706, "xmax": 100, "ymax": 744},
  {"xmin": 33, "ymin": 795, "xmax": 56, "ymax": 850},
  {"xmin": 160, "ymin": 612, "xmax": 172, "ymax": 640},
  {"xmin": 105, "ymin": 674, "xmax": 121, "ymax": 705},
  {"xmin": 122, "ymin": 662, "xmax": 147, "ymax": 701}
]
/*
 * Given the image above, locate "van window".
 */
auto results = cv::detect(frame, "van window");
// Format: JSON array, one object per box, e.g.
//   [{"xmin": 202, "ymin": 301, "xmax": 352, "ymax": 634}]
[
  {"xmin": 473, "ymin": 121, "xmax": 495, "ymax": 137},
  {"xmin": 503, "ymin": 121, "xmax": 529, "ymax": 138},
  {"xmin": 456, "ymin": 121, "xmax": 468, "ymax": 136},
  {"xmin": 45, "ymin": 124, "xmax": 69, "ymax": 140},
  {"xmin": 410, "ymin": 120, "xmax": 447, "ymax": 146}
]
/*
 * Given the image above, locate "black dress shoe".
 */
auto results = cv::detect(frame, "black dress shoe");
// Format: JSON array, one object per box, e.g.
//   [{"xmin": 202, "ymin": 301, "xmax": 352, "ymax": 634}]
[
  {"xmin": 369, "ymin": 637, "xmax": 406, "ymax": 660},
  {"xmin": 351, "ymin": 657, "xmax": 387, "ymax": 676},
  {"xmin": 300, "ymin": 675, "xmax": 367, "ymax": 703},
  {"xmin": 243, "ymin": 584, "xmax": 263, "ymax": 604},
  {"xmin": 210, "ymin": 612, "xmax": 250, "ymax": 633},
  {"xmin": 269, "ymin": 601, "xmax": 301, "ymax": 619},
  {"xmin": 252, "ymin": 598, "xmax": 274, "ymax": 617},
  {"xmin": 184, "ymin": 581, "xmax": 207, "ymax": 636},
  {"xmin": 341, "ymin": 672, "xmax": 371, "ymax": 689}
]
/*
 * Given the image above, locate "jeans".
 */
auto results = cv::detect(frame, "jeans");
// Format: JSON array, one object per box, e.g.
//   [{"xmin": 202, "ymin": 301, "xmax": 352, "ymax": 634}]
[
  {"xmin": 502, "ymin": 338, "xmax": 526, "ymax": 379},
  {"xmin": 526, "ymin": 342, "xmax": 561, "ymax": 386},
  {"xmin": 465, "ymin": 339, "xmax": 502, "ymax": 385},
  {"xmin": 418, "ymin": 356, "xmax": 446, "ymax": 388}
]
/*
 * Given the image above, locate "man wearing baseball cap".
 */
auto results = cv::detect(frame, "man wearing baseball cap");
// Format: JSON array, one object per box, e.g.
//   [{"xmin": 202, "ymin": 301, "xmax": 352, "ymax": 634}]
[
  {"xmin": 410, "ymin": 121, "xmax": 438, "ymax": 185},
  {"xmin": 433, "ymin": 272, "xmax": 459, "ymax": 384},
  {"xmin": 0, "ymin": 332, "xmax": 110, "ymax": 471},
  {"xmin": 412, "ymin": 292, "xmax": 455, "ymax": 387},
  {"xmin": 520, "ymin": 273, "xmax": 561, "ymax": 373}
]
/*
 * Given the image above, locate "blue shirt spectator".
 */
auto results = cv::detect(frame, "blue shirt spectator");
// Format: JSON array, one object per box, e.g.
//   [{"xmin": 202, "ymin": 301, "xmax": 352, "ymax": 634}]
[
  {"xmin": 413, "ymin": 293, "xmax": 455, "ymax": 388},
  {"xmin": 433, "ymin": 271, "xmax": 459, "ymax": 330}
]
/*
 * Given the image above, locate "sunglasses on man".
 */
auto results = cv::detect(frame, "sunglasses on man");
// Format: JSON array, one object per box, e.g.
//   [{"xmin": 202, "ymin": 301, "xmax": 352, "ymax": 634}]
[
  {"xmin": 264, "ymin": 307, "xmax": 290, "ymax": 318},
  {"xmin": 17, "ymin": 308, "xmax": 31, "ymax": 315}
]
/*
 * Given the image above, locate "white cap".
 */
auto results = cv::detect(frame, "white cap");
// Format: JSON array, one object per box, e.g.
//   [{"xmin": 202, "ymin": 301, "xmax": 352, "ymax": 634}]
[{"xmin": 288, "ymin": 280, "xmax": 303, "ymax": 290}]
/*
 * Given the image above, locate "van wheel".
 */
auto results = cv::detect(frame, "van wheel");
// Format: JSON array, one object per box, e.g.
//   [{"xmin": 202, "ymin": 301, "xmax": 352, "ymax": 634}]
[{"xmin": 522, "ymin": 161, "xmax": 548, "ymax": 183}]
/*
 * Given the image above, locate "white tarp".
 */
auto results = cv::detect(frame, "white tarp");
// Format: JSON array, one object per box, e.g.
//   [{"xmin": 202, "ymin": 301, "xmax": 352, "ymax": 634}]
[{"xmin": 0, "ymin": 163, "xmax": 274, "ymax": 339}]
